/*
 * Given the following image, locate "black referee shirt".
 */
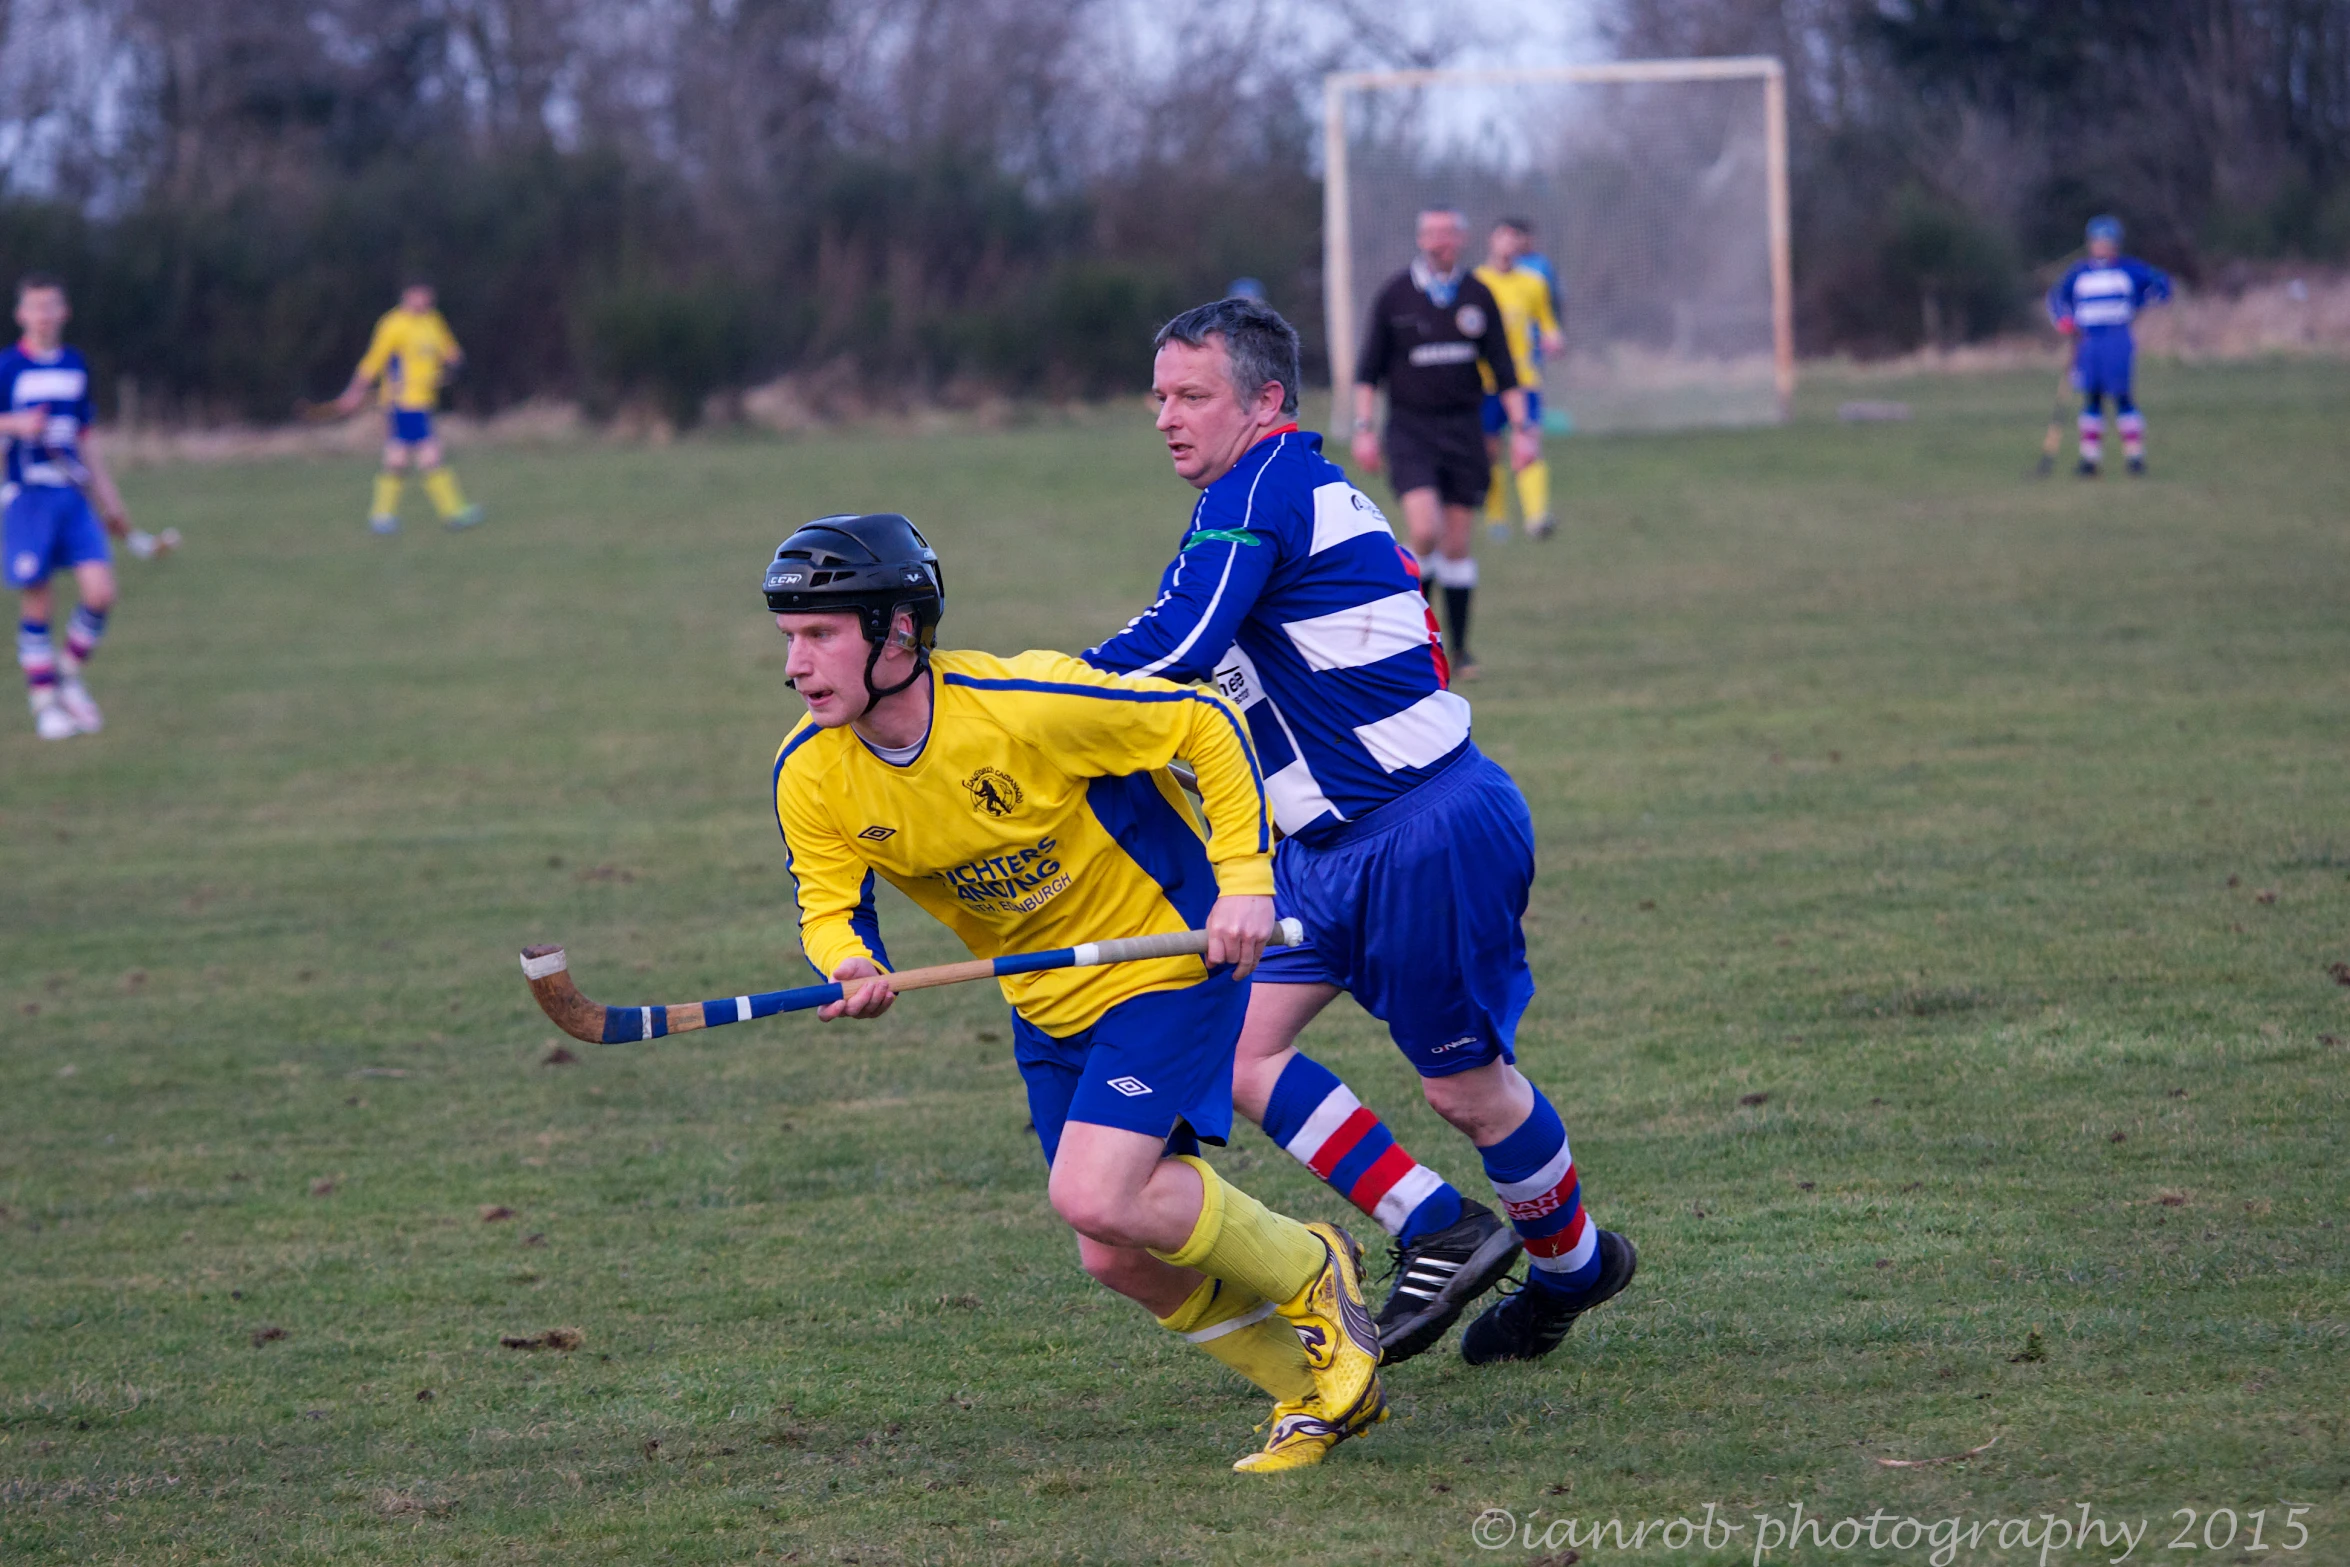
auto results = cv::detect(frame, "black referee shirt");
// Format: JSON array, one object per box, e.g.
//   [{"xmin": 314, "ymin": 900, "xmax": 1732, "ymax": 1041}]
[{"xmin": 1354, "ymin": 268, "xmax": 1518, "ymax": 415}]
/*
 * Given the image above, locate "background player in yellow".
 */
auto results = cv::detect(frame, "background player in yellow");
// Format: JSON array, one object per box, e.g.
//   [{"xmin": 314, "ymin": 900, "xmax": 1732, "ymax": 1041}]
[
  {"xmin": 332, "ymin": 282, "xmax": 481, "ymax": 534},
  {"xmin": 763, "ymin": 511, "xmax": 1386, "ymax": 1473},
  {"xmin": 1476, "ymin": 218, "xmax": 1564, "ymax": 538}
]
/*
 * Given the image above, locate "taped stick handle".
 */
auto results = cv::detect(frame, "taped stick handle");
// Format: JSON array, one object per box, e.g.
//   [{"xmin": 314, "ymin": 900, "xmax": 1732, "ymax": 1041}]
[{"xmin": 1073, "ymin": 917, "xmax": 1304, "ymax": 968}]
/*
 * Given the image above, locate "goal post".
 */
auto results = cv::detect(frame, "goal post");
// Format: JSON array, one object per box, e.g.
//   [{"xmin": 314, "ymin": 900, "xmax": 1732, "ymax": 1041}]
[{"xmin": 1324, "ymin": 58, "xmax": 1795, "ymax": 435}]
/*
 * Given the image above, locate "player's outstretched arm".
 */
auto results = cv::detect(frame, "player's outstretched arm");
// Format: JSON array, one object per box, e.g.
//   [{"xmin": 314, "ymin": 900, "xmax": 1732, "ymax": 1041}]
[
  {"xmin": 1083, "ymin": 511, "xmax": 1279, "ymax": 681},
  {"xmin": 1350, "ymin": 382, "xmax": 1382, "ymax": 471},
  {"xmin": 77, "ymin": 426, "xmax": 130, "ymax": 532}
]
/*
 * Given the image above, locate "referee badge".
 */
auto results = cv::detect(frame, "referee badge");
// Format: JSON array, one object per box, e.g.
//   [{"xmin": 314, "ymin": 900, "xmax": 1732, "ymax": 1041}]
[{"xmin": 1454, "ymin": 304, "xmax": 1487, "ymax": 338}]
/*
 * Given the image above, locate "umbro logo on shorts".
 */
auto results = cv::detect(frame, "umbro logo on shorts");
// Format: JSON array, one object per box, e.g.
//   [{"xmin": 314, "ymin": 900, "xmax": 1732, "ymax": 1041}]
[
  {"xmin": 856, "ymin": 825, "xmax": 896, "ymax": 841},
  {"xmin": 1106, "ymin": 1075, "xmax": 1152, "ymax": 1097}
]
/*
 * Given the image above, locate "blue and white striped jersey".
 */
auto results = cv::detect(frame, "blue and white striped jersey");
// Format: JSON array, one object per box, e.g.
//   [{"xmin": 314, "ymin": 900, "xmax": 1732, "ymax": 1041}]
[
  {"xmin": 2047, "ymin": 257, "xmax": 2171, "ymax": 334},
  {"xmin": 0, "ymin": 344, "xmax": 94, "ymax": 488},
  {"xmin": 1084, "ymin": 427, "xmax": 1470, "ymax": 846}
]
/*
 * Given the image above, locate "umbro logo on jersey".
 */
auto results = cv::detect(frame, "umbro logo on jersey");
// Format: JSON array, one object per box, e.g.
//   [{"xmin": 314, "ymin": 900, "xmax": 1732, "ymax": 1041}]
[
  {"xmin": 856, "ymin": 825, "xmax": 896, "ymax": 841},
  {"xmin": 1106, "ymin": 1076, "xmax": 1152, "ymax": 1098}
]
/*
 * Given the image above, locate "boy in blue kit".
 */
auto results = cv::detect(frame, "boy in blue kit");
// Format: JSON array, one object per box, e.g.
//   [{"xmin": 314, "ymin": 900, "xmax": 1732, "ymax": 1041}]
[
  {"xmin": 3, "ymin": 275, "xmax": 139, "ymax": 739},
  {"xmin": 2047, "ymin": 216, "xmax": 2172, "ymax": 476}
]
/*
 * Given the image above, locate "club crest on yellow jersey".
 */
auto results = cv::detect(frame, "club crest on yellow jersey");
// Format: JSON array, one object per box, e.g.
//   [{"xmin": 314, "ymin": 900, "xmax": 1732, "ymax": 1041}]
[{"xmin": 963, "ymin": 766, "xmax": 1023, "ymax": 817}]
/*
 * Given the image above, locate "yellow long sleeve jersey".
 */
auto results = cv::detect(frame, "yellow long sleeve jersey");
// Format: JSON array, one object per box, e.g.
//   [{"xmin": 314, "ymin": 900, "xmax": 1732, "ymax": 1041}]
[
  {"xmin": 1474, "ymin": 264, "xmax": 1559, "ymax": 393},
  {"xmin": 355, "ymin": 307, "xmax": 462, "ymax": 410},
  {"xmin": 771, "ymin": 649, "xmax": 1273, "ymax": 1036}
]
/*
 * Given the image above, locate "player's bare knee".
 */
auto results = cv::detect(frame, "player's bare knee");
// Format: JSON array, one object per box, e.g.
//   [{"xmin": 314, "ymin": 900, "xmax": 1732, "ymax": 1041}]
[
  {"xmin": 1046, "ymin": 1168, "xmax": 1129, "ymax": 1245},
  {"xmin": 1421, "ymin": 1060, "xmax": 1530, "ymax": 1144}
]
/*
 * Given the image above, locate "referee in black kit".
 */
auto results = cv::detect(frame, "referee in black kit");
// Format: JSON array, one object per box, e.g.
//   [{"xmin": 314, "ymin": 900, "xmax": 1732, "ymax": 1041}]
[{"xmin": 1350, "ymin": 206, "xmax": 1535, "ymax": 678}]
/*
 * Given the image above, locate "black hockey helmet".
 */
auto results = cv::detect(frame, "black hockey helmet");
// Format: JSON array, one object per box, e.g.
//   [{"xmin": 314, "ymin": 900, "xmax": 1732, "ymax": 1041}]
[{"xmin": 762, "ymin": 513, "xmax": 944, "ymax": 702}]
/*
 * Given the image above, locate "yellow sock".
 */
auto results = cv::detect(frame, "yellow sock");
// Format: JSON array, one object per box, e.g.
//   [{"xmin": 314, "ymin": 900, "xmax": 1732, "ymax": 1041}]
[
  {"xmin": 1517, "ymin": 457, "xmax": 1550, "ymax": 523},
  {"xmin": 422, "ymin": 466, "xmax": 469, "ymax": 518},
  {"xmin": 1484, "ymin": 459, "xmax": 1511, "ymax": 521},
  {"xmin": 1157, "ymin": 1275, "xmax": 1314, "ymax": 1402},
  {"xmin": 1148, "ymin": 1154, "xmax": 1324, "ymax": 1304},
  {"xmin": 370, "ymin": 471, "xmax": 405, "ymax": 520}
]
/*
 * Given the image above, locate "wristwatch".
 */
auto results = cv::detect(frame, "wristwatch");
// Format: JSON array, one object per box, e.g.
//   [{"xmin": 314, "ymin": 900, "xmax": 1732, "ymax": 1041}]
[{"xmin": 1353, "ymin": 419, "xmax": 1376, "ymax": 433}]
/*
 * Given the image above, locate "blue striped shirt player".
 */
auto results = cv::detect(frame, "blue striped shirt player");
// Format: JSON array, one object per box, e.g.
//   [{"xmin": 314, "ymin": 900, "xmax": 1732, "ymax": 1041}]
[
  {"xmin": 4, "ymin": 274, "xmax": 139, "ymax": 741},
  {"xmin": 1088, "ymin": 426, "xmax": 1467, "ymax": 844},
  {"xmin": 2045, "ymin": 215, "xmax": 2172, "ymax": 475},
  {"xmin": 1085, "ymin": 297, "xmax": 1635, "ymax": 1369}
]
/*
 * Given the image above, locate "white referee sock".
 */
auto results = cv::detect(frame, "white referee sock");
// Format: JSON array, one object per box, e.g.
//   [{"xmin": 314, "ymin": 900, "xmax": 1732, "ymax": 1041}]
[{"xmin": 1430, "ymin": 553, "xmax": 1478, "ymax": 589}]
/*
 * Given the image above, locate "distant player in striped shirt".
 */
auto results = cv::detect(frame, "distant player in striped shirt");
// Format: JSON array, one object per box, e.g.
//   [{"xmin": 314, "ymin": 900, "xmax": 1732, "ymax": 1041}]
[{"xmin": 1087, "ymin": 298, "xmax": 1637, "ymax": 1367}]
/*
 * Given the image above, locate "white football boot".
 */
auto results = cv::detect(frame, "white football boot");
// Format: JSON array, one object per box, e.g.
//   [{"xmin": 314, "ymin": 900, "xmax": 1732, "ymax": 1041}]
[
  {"xmin": 30, "ymin": 685, "xmax": 77, "ymax": 740},
  {"xmin": 56, "ymin": 674, "xmax": 103, "ymax": 734}
]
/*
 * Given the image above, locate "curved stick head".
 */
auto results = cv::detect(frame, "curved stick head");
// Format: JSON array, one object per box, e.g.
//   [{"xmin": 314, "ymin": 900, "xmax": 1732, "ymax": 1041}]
[{"xmin": 520, "ymin": 945, "xmax": 606, "ymax": 1044}]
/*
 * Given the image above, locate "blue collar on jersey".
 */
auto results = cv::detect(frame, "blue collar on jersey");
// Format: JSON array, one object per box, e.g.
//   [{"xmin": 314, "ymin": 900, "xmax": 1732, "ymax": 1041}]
[{"xmin": 1411, "ymin": 258, "xmax": 1465, "ymax": 308}]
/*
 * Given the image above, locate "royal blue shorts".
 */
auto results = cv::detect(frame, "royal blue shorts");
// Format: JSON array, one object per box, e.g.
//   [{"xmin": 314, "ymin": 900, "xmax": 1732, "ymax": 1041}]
[
  {"xmin": 1015, "ymin": 972, "xmax": 1249, "ymax": 1166},
  {"xmin": 1480, "ymin": 390, "xmax": 1543, "ymax": 436},
  {"xmin": 1254, "ymin": 745, "xmax": 1536, "ymax": 1078},
  {"xmin": 2073, "ymin": 332, "xmax": 2135, "ymax": 404},
  {"xmin": 4, "ymin": 484, "xmax": 109, "ymax": 589},
  {"xmin": 387, "ymin": 408, "xmax": 434, "ymax": 444}
]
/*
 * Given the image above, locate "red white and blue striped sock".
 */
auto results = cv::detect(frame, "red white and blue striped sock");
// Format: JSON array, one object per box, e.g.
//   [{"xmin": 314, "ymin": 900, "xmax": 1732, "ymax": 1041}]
[
  {"xmin": 17, "ymin": 619, "xmax": 57, "ymax": 689},
  {"xmin": 65, "ymin": 604, "xmax": 107, "ymax": 665},
  {"xmin": 1480, "ymin": 1085, "xmax": 1601, "ymax": 1297},
  {"xmin": 2078, "ymin": 411, "xmax": 2104, "ymax": 466},
  {"xmin": 1262, "ymin": 1052, "xmax": 1463, "ymax": 1244},
  {"xmin": 2118, "ymin": 410, "xmax": 2145, "ymax": 460}
]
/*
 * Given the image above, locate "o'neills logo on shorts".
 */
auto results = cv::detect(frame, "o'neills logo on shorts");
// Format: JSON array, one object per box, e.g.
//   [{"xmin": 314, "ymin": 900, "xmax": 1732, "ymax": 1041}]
[{"xmin": 963, "ymin": 765, "xmax": 1022, "ymax": 818}]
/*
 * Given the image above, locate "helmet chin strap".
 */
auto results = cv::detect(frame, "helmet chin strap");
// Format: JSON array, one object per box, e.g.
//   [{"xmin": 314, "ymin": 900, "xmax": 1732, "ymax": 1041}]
[{"xmin": 861, "ymin": 627, "xmax": 930, "ymax": 710}]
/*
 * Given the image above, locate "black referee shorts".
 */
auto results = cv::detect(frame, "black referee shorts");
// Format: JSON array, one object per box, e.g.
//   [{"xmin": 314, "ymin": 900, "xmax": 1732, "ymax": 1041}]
[{"xmin": 1384, "ymin": 408, "xmax": 1491, "ymax": 509}]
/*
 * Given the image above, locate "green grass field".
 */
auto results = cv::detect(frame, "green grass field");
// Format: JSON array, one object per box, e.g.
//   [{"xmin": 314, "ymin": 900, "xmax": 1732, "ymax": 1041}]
[{"xmin": 5, "ymin": 361, "xmax": 2347, "ymax": 1565}]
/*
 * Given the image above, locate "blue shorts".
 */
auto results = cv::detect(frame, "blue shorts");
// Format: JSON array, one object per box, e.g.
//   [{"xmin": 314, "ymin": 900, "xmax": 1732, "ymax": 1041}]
[
  {"xmin": 4, "ymin": 484, "xmax": 109, "ymax": 589},
  {"xmin": 1255, "ymin": 745, "xmax": 1535, "ymax": 1078},
  {"xmin": 1015, "ymin": 973, "xmax": 1249, "ymax": 1166},
  {"xmin": 2073, "ymin": 333, "xmax": 2134, "ymax": 403},
  {"xmin": 388, "ymin": 408, "xmax": 434, "ymax": 444},
  {"xmin": 1479, "ymin": 390, "xmax": 1542, "ymax": 436}
]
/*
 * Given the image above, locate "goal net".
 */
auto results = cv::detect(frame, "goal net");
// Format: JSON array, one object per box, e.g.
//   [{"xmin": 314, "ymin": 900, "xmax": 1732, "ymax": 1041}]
[{"xmin": 1324, "ymin": 59, "xmax": 1793, "ymax": 435}]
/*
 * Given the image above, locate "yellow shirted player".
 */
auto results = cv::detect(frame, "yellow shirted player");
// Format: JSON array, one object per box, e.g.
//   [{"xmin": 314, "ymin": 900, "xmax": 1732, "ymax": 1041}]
[
  {"xmin": 764, "ymin": 511, "xmax": 1385, "ymax": 1472},
  {"xmin": 1475, "ymin": 218, "xmax": 1564, "ymax": 538},
  {"xmin": 332, "ymin": 282, "xmax": 480, "ymax": 535}
]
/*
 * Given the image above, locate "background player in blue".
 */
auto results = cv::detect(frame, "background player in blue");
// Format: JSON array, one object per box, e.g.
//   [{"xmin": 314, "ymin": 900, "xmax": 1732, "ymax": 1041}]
[
  {"xmin": 3, "ymin": 274, "xmax": 138, "ymax": 740},
  {"xmin": 2047, "ymin": 216, "xmax": 2172, "ymax": 476},
  {"xmin": 1086, "ymin": 297, "xmax": 1637, "ymax": 1366}
]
